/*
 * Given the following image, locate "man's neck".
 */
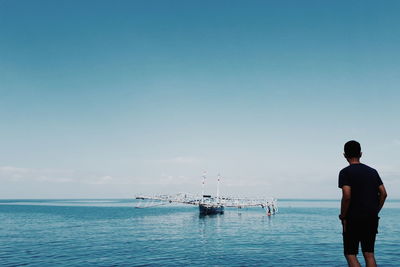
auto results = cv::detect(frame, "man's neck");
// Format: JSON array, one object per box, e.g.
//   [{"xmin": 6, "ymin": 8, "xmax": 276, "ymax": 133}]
[{"xmin": 347, "ymin": 158, "xmax": 361, "ymax": 165}]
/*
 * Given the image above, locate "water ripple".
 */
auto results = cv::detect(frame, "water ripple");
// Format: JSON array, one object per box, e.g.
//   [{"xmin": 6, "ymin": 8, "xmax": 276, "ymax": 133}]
[{"xmin": 0, "ymin": 200, "xmax": 399, "ymax": 266}]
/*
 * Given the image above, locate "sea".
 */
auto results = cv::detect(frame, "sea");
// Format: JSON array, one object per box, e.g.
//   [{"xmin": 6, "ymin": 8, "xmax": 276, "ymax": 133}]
[{"xmin": 1, "ymin": 199, "xmax": 399, "ymax": 267}]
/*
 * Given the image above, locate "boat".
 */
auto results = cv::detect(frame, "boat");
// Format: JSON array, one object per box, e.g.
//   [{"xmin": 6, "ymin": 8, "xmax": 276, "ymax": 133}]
[
  {"xmin": 198, "ymin": 173, "xmax": 224, "ymax": 215},
  {"xmin": 199, "ymin": 203, "xmax": 224, "ymax": 215},
  {"xmin": 199, "ymin": 195, "xmax": 224, "ymax": 215},
  {"xmin": 134, "ymin": 172, "xmax": 278, "ymax": 216}
]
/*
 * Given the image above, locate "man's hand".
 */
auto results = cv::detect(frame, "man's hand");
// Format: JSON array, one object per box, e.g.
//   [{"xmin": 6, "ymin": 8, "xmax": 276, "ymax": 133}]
[
  {"xmin": 341, "ymin": 219, "xmax": 347, "ymax": 233},
  {"xmin": 339, "ymin": 214, "xmax": 347, "ymax": 232},
  {"xmin": 340, "ymin": 185, "xmax": 351, "ymax": 232},
  {"xmin": 378, "ymin": 184, "xmax": 387, "ymax": 213}
]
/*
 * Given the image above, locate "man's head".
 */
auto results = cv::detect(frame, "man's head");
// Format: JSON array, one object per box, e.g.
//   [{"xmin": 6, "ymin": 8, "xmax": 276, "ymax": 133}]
[{"xmin": 344, "ymin": 140, "xmax": 362, "ymax": 159}]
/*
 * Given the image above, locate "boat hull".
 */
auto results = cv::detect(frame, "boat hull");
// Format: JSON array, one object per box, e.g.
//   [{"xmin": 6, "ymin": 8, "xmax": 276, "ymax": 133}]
[{"xmin": 199, "ymin": 204, "xmax": 224, "ymax": 215}]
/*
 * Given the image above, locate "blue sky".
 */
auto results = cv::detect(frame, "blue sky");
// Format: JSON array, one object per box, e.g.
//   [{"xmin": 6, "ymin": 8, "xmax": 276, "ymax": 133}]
[{"xmin": 1, "ymin": 0, "xmax": 399, "ymax": 198}]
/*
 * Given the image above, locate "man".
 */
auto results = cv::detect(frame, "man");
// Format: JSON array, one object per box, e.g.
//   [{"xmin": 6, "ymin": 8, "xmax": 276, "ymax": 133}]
[{"xmin": 339, "ymin": 140, "xmax": 387, "ymax": 267}]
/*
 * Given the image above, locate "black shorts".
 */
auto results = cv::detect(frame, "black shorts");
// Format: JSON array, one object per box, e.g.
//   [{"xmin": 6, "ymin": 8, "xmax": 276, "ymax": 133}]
[{"xmin": 343, "ymin": 216, "xmax": 379, "ymax": 255}]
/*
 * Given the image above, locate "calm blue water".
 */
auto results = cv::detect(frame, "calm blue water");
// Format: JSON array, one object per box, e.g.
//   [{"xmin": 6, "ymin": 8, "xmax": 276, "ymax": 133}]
[{"xmin": 1, "ymin": 199, "xmax": 399, "ymax": 266}]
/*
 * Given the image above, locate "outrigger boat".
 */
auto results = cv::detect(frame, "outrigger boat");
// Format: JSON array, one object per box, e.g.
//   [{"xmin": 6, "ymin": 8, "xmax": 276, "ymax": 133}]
[
  {"xmin": 199, "ymin": 195, "xmax": 224, "ymax": 215},
  {"xmin": 198, "ymin": 173, "xmax": 224, "ymax": 215},
  {"xmin": 135, "ymin": 173, "xmax": 278, "ymax": 216}
]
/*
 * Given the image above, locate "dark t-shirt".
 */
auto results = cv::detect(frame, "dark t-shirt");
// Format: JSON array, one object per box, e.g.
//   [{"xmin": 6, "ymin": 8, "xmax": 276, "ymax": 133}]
[{"xmin": 338, "ymin": 163, "xmax": 383, "ymax": 219}]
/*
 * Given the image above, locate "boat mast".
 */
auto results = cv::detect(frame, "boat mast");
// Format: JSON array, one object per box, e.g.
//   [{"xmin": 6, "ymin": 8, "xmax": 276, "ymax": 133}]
[
  {"xmin": 201, "ymin": 171, "xmax": 206, "ymax": 203},
  {"xmin": 217, "ymin": 173, "xmax": 220, "ymax": 203}
]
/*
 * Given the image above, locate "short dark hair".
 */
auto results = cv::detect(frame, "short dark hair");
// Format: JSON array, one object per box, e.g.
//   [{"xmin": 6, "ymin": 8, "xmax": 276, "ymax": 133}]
[{"xmin": 344, "ymin": 140, "xmax": 361, "ymax": 158}]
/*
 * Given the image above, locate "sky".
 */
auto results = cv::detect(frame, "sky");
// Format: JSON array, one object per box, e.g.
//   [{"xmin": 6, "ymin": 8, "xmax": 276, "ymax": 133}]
[{"xmin": 1, "ymin": 0, "xmax": 400, "ymax": 199}]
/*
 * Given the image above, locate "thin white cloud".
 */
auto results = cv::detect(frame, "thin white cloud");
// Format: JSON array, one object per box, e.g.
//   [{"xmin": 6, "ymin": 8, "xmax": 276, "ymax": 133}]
[
  {"xmin": 83, "ymin": 175, "xmax": 114, "ymax": 185},
  {"xmin": 0, "ymin": 166, "xmax": 114, "ymax": 185},
  {"xmin": 0, "ymin": 166, "xmax": 71, "ymax": 182},
  {"xmin": 0, "ymin": 166, "xmax": 31, "ymax": 176}
]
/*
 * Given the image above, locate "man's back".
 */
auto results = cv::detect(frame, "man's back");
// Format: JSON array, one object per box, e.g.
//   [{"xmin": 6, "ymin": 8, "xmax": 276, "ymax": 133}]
[
  {"xmin": 339, "ymin": 163, "xmax": 383, "ymax": 219},
  {"xmin": 339, "ymin": 140, "xmax": 387, "ymax": 267}
]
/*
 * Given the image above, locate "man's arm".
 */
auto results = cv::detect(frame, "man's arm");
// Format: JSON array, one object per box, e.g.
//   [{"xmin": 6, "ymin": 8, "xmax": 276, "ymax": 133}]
[
  {"xmin": 378, "ymin": 184, "xmax": 387, "ymax": 213},
  {"xmin": 340, "ymin": 185, "xmax": 351, "ymax": 219}
]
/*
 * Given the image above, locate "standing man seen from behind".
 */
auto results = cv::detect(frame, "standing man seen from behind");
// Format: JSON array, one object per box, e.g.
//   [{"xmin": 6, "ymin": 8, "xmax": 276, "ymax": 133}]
[{"xmin": 339, "ymin": 140, "xmax": 387, "ymax": 267}]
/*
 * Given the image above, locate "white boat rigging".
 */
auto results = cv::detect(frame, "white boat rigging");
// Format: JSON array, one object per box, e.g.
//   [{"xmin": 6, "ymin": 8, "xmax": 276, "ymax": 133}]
[{"xmin": 134, "ymin": 173, "xmax": 278, "ymax": 215}]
